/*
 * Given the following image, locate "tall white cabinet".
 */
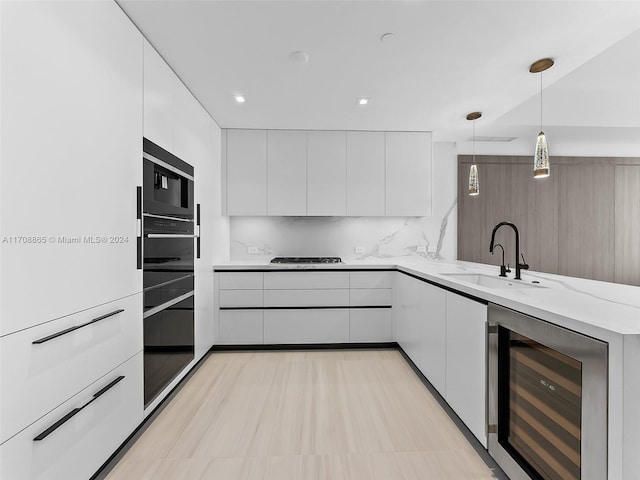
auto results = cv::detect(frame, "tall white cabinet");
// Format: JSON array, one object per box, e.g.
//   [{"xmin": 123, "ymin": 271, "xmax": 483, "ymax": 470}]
[
  {"xmin": 1, "ymin": 0, "xmax": 143, "ymax": 335},
  {"xmin": 142, "ymin": 40, "xmax": 220, "ymax": 362},
  {"xmin": 1, "ymin": 2, "xmax": 144, "ymax": 479}
]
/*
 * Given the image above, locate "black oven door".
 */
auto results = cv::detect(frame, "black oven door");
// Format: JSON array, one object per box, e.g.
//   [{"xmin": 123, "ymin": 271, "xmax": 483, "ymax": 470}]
[
  {"xmin": 143, "ymin": 215, "xmax": 195, "ymax": 311},
  {"xmin": 143, "ymin": 294, "xmax": 194, "ymax": 407}
]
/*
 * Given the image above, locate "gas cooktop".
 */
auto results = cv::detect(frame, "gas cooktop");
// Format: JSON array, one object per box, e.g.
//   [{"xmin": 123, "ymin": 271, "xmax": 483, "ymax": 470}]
[{"xmin": 270, "ymin": 257, "xmax": 342, "ymax": 264}]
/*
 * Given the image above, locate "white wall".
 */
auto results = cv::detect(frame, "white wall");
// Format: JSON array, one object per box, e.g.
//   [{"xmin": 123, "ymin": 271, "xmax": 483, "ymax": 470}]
[{"xmin": 229, "ymin": 142, "xmax": 457, "ymax": 262}]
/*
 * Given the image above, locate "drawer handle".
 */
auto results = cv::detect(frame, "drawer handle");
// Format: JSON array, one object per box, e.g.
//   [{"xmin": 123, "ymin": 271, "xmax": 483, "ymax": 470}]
[
  {"xmin": 33, "ymin": 375, "xmax": 125, "ymax": 441},
  {"xmin": 32, "ymin": 309, "xmax": 125, "ymax": 344}
]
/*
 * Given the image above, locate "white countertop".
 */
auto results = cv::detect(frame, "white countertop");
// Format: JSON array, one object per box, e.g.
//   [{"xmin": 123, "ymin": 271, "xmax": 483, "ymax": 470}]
[{"xmin": 214, "ymin": 258, "xmax": 640, "ymax": 338}]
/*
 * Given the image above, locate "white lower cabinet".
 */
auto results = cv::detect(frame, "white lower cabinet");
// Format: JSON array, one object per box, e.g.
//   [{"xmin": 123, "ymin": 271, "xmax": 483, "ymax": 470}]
[
  {"xmin": 264, "ymin": 309, "xmax": 349, "ymax": 344},
  {"xmin": 445, "ymin": 292, "xmax": 487, "ymax": 447},
  {"xmin": 0, "ymin": 294, "xmax": 142, "ymax": 444},
  {"xmin": 0, "ymin": 352, "xmax": 143, "ymax": 480},
  {"xmin": 349, "ymin": 309, "xmax": 392, "ymax": 342},
  {"xmin": 418, "ymin": 282, "xmax": 446, "ymax": 394},
  {"xmin": 394, "ymin": 272, "xmax": 487, "ymax": 447},
  {"xmin": 219, "ymin": 311, "xmax": 264, "ymax": 345},
  {"xmin": 264, "ymin": 289, "xmax": 349, "ymax": 307},
  {"xmin": 395, "ymin": 273, "xmax": 421, "ymax": 365}
]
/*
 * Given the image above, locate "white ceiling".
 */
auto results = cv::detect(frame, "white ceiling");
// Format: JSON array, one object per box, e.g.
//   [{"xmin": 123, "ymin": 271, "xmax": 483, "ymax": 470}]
[{"xmin": 117, "ymin": 0, "xmax": 640, "ymax": 148}]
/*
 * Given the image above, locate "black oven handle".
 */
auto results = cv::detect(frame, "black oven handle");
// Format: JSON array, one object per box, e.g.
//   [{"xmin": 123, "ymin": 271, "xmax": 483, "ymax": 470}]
[
  {"xmin": 136, "ymin": 186, "xmax": 142, "ymax": 270},
  {"xmin": 146, "ymin": 234, "xmax": 198, "ymax": 239},
  {"xmin": 196, "ymin": 204, "xmax": 201, "ymax": 259},
  {"xmin": 143, "ymin": 213, "xmax": 194, "ymax": 223}
]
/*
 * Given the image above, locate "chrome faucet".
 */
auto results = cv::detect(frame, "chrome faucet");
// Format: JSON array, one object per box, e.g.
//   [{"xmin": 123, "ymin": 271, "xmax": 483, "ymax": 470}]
[
  {"xmin": 491, "ymin": 243, "xmax": 511, "ymax": 277},
  {"xmin": 489, "ymin": 222, "xmax": 529, "ymax": 280}
]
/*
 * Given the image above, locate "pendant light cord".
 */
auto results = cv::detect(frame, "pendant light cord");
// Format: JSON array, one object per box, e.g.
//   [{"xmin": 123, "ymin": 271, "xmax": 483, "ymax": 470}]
[
  {"xmin": 540, "ymin": 72, "xmax": 543, "ymax": 131},
  {"xmin": 472, "ymin": 119, "xmax": 475, "ymax": 161}
]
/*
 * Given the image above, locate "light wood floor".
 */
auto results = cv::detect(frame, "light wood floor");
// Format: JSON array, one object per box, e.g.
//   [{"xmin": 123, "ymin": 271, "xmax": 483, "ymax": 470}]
[{"xmin": 105, "ymin": 350, "xmax": 501, "ymax": 480}]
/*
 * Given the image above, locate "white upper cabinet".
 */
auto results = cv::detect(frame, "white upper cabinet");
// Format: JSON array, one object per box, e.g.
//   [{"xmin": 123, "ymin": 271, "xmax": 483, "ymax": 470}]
[
  {"xmin": 225, "ymin": 129, "xmax": 268, "ymax": 215},
  {"xmin": 223, "ymin": 129, "xmax": 431, "ymax": 216},
  {"xmin": 346, "ymin": 131, "xmax": 386, "ymax": 216},
  {"xmin": 307, "ymin": 131, "xmax": 348, "ymax": 216},
  {"xmin": 385, "ymin": 132, "xmax": 432, "ymax": 216},
  {"xmin": 143, "ymin": 40, "xmax": 175, "ymax": 152},
  {"xmin": 267, "ymin": 130, "xmax": 307, "ymax": 215},
  {"xmin": 0, "ymin": 1, "xmax": 143, "ymax": 335}
]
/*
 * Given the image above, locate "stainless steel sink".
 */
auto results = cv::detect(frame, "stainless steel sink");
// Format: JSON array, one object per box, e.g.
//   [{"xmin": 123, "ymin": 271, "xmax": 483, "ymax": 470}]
[{"xmin": 442, "ymin": 273, "xmax": 544, "ymax": 289}]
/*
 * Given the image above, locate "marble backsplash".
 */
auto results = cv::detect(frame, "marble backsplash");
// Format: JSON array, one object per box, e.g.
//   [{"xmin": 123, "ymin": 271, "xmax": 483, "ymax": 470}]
[
  {"xmin": 229, "ymin": 142, "xmax": 458, "ymax": 262},
  {"xmin": 230, "ymin": 211, "xmax": 457, "ymax": 262}
]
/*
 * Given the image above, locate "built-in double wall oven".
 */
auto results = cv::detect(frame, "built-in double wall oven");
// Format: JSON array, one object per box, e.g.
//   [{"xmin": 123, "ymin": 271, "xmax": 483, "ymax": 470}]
[
  {"xmin": 488, "ymin": 304, "xmax": 608, "ymax": 480},
  {"xmin": 140, "ymin": 138, "xmax": 197, "ymax": 408}
]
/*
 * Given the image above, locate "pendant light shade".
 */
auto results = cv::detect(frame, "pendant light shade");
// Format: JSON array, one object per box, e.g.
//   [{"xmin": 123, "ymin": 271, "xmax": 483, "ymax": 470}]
[
  {"xmin": 466, "ymin": 111, "xmax": 482, "ymax": 196},
  {"xmin": 530, "ymin": 58, "xmax": 554, "ymax": 179},
  {"xmin": 534, "ymin": 131, "xmax": 550, "ymax": 178},
  {"xmin": 469, "ymin": 164, "xmax": 479, "ymax": 195}
]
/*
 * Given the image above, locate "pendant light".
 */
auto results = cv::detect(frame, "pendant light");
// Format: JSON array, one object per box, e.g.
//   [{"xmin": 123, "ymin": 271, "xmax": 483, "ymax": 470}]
[
  {"xmin": 467, "ymin": 111, "xmax": 481, "ymax": 195},
  {"xmin": 529, "ymin": 58, "xmax": 554, "ymax": 178}
]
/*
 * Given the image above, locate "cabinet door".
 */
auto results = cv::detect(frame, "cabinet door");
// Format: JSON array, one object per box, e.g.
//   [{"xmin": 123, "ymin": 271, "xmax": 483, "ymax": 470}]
[
  {"xmin": 143, "ymin": 40, "xmax": 174, "ymax": 152},
  {"xmin": 0, "ymin": 295, "xmax": 141, "ymax": 444},
  {"xmin": 385, "ymin": 132, "xmax": 432, "ymax": 216},
  {"xmin": 267, "ymin": 130, "xmax": 307, "ymax": 215},
  {"xmin": 307, "ymin": 131, "xmax": 347, "ymax": 216},
  {"xmin": 264, "ymin": 309, "xmax": 349, "ymax": 344},
  {"xmin": 445, "ymin": 293, "xmax": 487, "ymax": 447},
  {"xmin": 349, "ymin": 309, "xmax": 392, "ymax": 342},
  {"xmin": 394, "ymin": 274, "xmax": 421, "ymax": 365},
  {"xmin": 615, "ymin": 165, "xmax": 640, "ymax": 286},
  {"xmin": 225, "ymin": 129, "xmax": 267, "ymax": 215},
  {"xmin": 0, "ymin": 1, "xmax": 143, "ymax": 335},
  {"xmin": 419, "ymin": 282, "xmax": 446, "ymax": 394},
  {"xmin": 0, "ymin": 353, "xmax": 142, "ymax": 480},
  {"xmin": 346, "ymin": 131, "xmax": 385, "ymax": 216},
  {"xmin": 219, "ymin": 311, "xmax": 263, "ymax": 345},
  {"xmin": 558, "ymin": 164, "xmax": 615, "ymax": 282}
]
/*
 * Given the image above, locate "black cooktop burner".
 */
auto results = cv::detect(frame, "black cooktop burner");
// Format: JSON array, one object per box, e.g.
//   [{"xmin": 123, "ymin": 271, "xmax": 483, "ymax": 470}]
[{"xmin": 270, "ymin": 257, "xmax": 342, "ymax": 264}]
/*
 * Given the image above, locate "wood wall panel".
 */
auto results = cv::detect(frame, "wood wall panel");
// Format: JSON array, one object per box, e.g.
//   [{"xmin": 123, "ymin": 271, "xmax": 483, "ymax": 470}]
[
  {"xmin": 615, "ymin": 166, "xmax": 640, "ymax": 285},
  {"xmin": 511, "ymin": 164, "xmax": 559, "ymax": 274},
  {"xmin": 458, "ymin": 155, "xmax": 638, "ymax": 285},
  {"xmin": 558, "ymin": 164, "xmax": 615, "ymax": 282}
]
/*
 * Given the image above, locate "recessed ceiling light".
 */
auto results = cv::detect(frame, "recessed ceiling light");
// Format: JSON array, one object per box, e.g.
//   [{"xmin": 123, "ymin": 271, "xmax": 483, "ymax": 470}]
[
  {"xmin": 380, "ymin": 32, "xmax": 396, "ymax": 44},
  {"xmin": 234, "ymin": 95, "xmax": 245, "ymax": 103},
  {"xmin": 289, "ymin": 51, "xmax": 309, "ymax": 64},
  {"xmin": 357, "ymin": 98, "xmax": 369, "ymax": 106}
]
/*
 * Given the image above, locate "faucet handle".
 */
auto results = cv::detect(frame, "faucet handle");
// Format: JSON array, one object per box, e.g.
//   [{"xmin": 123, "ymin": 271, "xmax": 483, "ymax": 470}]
[
  {"xmin": 519, "ymin": 253, "xmax": 529, "ymax": 270},
  {"xmin": 506, "ymin": 263, "xmax": 511, "ymax": 273}
]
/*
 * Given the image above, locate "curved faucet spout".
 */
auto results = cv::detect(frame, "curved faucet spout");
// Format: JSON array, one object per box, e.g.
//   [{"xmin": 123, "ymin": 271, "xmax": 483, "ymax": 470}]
[{"xmin": 489, "ymin": 222, "xmax": 527, "ymax": 280}]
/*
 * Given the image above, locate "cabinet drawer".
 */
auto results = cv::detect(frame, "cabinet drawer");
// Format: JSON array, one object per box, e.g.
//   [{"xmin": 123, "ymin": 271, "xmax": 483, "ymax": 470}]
[
  {"xmin": 219, "ymin": 290, "xmax": 263, "ymax": 308},
  {"xmin": 264, "ymin": 309, "xmax": 349, "ymax": 344},
  {"xmin": 264, "ymin": 289, "xmax": 349, "ymax": 307},
  {"xmin": 349, "ymin": 271, "xmax": 393, "ymax": 289},
  {"xmin": 264, "ymin": 271, "xmax": 349, "ymax": 290},
  {"xmin": 0, "ymin": 294, "xmax": 142, "ymax": 444},
  {"xmin": 0, "ymin": 353, "xmax": 143, "ymax": 480},
  {"xmin": 349, "ymin": 309, "xmax": 393, "ymax": 342},
  {"xmin": 219, "ymin": 311, "xmax": 263, "ymax": 345},
  {"xmin": 349, "ymin": 288, "xmax": 392, "ymax": 306},
  {"xmin": 219, "ymin": 272, "xmax": 263, "ymax": 290}
]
